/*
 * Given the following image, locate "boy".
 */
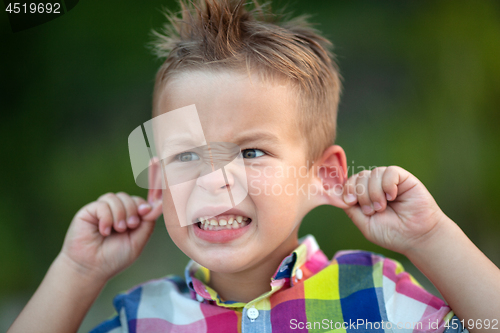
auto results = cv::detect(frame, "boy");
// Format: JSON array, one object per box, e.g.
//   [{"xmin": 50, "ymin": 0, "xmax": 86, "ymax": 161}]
[{"xmin": 8, "ymin": 0, "xmax": 500, "ymax": 332}]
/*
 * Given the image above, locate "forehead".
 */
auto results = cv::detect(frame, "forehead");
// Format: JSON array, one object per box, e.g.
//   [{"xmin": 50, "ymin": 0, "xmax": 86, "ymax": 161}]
[{"xmin": 157, "ymin": 70, "xmax": 300, "ymax": 145}]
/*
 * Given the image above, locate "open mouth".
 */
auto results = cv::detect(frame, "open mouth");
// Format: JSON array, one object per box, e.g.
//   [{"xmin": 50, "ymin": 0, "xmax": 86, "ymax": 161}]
[{"xmin": 196, "ymin": 215, "xmax": 252, "ymax": 231}]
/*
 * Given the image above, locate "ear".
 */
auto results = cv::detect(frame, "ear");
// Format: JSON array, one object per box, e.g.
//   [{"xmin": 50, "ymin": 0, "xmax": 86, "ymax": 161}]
[
  {"xmin": 313, "ymin": 145, "xmax": 350, "ymax": 209},
  {"xmin": 147, "ymin": 157, "xmax": 164, "ymax": 210}
]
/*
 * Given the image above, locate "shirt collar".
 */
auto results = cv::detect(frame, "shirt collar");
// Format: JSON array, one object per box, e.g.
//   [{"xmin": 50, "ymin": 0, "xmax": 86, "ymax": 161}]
[{"xmin": 184, "ymin": 234, "xmax": 329, "ymax": 307}]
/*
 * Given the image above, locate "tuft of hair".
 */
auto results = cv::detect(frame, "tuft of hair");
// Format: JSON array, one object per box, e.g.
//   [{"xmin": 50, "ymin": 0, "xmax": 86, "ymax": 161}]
[{"xmin": 150, "ymin": 0, "xmax": 342, "ymax": 161}]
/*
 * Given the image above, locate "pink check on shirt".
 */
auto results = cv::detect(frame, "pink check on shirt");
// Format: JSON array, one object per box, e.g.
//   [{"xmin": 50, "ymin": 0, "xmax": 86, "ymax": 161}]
[{"xmin": 91, "ymin": 235, "xmax": 468, "ymax": 332}]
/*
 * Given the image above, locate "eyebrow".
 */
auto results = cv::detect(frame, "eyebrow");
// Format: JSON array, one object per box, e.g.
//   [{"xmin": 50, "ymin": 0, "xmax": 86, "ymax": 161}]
[
  {"xmin": 159, "ymin": 136, "xmax": 205, "ymax": 157},
  {"xmin": 233, "ymin": 131, "xmax": 281, "ymax": 147},
  {"xmin": 157, "ymin": 131, "xmax": 281, "ymax": 154},
  {"xmin": 161, "ymin": 137, "xmax": 201, "ymax": 149}
]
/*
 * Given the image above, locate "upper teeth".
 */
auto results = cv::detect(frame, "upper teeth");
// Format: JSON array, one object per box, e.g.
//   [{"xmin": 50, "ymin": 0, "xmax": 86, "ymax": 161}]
[{"xmin": 199, "ymin": 215, "xmax": 248, "ymax": 226}]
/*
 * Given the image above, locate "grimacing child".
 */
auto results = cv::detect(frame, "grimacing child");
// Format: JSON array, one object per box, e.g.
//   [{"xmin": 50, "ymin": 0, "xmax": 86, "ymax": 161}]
[{"xmin": 8, "ymin": 0, "xmax": 500, "ymax": 332}]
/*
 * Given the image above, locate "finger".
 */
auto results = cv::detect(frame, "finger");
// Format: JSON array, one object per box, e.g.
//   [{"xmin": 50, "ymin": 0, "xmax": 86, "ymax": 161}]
[
  {"xmin": 98, "ymin": 193, "xmax": 127, "ymax": 233},
  {"xmin": 381, "ymin": 166, "xmax": 402, "ymax": 201},
  {"xmin": 368, "ymin": 167, "xmax": 387, "ymax": 211},
  {"xmin": 356, "ymin": 171, "xmax": 374, "ymax": 215},
  {"xmin": 83, "ymin": 201, "xmax": 114, "ymax": 237},
  {"xmin": 141, "ymin": 200, "xmax": 163, "ymax": 222},
  {"xmin": 343, "ymin": 173, "xmax": 359, "ymax": 206},
  {"xmin": 131, "ymin": 196, "xmax": 152, "ymax": 216},
  {"xmin": 129, "ymin": 219, "xmax": 156, "ymax": 254},
  {"xmin": 116, "ymin": 192, "xmax": 140, "ymax": 229}
]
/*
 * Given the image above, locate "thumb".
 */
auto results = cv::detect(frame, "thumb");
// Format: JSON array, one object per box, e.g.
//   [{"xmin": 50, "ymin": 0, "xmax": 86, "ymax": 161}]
[
  {"xmin": 323, "ymin": 185, "xmax": 352, "ymax": 210},
  {"xmin": 141, "ymin": 200, "xmax": 163, "ymax": 222},
  {"xmin": 334, "ymin": 198, "xmax": 352, "ymax": 210}
]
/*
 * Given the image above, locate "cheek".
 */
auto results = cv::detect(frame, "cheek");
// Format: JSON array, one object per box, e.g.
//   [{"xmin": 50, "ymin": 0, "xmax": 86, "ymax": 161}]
[
  {"xmin": 247, "ymin": 164, "xmax": 310, "ymax": 201},
  {"xmin": 246, "ymin": 165, "xmax": 289, "ymax": 194},
  {"xmin": 248, "ymin": 171, "xmax": 303, "ymax": 224},
  {"xmin": 162, "ymin": 188, "xmax": 181, "ymax": 225},
  {"xmin": 165, "ymin": 225, "xmax": 191, "ymax": 254}
]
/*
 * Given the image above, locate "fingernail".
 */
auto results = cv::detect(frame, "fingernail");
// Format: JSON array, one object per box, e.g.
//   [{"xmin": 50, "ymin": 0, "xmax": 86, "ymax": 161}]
[
  {"xmin": 373, "ymin": 202, "xmax": 382, "ymax": 211},
  {"xmin": 386, "ymin": 193, "xmax": 392, "ymax": 201},
  {"xmin": 139, "ymin": 203, "xmax": 151, "ymax": 211},
  {"xmin": 104, "ymin": 226, "xmax": 111, "ymax": 236},
  {"xmin": 344, "ymin": 194, "xmax": 356, "ymax": 203},
  {"xmin": 118, "ymin": 220, "xmax": 126, "ymax": 229},
  {"xmin": 128, "ymin": 215, "xmax": 140, "ymax": 226},
  {"xmin": 362, "ymin": 205, "xmax": 373, "ymax": 214}
]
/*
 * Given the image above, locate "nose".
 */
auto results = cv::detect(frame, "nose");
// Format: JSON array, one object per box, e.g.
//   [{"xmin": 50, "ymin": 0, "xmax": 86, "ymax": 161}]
[{"xmin": 196, "ymin": 165, "xmax": 235, "ymax": 194}]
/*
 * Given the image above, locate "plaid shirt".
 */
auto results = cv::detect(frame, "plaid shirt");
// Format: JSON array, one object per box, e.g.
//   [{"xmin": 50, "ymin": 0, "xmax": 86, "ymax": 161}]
[{"xmin": 90, "ymin": 235, "xmax": 468, "ymax": 333}]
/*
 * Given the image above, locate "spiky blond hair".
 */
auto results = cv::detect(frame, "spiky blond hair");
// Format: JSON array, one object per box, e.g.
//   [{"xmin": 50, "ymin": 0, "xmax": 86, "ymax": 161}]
[{"xmin": 150, "ymin": 0, "xmax": 341, "ymax": 161}]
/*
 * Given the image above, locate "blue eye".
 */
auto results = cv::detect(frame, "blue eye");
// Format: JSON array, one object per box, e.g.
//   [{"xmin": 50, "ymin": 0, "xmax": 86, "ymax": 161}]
[
  {"xmin": 242, "ymin": 149, "xmax": 265, "ymax": 159},
  {"xmin": 176, "ymin": 152, "xmax": 200, "ymax": 162}
]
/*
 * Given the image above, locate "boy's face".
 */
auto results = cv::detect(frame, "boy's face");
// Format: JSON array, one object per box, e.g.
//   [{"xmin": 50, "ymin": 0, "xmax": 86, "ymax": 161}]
[{"xmin": 154, "ymin": 70, "xmax": 321, "ymax": 273}]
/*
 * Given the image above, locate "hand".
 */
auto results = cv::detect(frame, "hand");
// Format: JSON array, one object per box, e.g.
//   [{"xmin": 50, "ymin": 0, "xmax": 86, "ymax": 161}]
[
  {"xmin": 60, "ymin": 192, "xmax": 163, "ymax": 282},
  {"xmin": 342, "ymin": 166, "xmax": 447, "ymax": 255}
]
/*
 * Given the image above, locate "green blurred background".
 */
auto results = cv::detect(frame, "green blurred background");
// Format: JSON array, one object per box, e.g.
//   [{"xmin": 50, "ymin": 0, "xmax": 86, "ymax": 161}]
[{"xmin": 1, "ymin": 0, "xmax": 499, "ymax": 331}]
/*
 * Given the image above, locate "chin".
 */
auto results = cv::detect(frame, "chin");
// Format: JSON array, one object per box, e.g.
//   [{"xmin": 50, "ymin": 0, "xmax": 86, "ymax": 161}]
[{"xmin": 193, "ymin": 252, "xmax": 251, "ymax": 273}]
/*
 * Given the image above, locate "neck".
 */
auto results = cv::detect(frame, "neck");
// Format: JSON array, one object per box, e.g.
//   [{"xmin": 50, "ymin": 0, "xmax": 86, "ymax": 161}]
[{"xmin": 208, "ymin": 234, "xmax": 299, "ymax": 303}]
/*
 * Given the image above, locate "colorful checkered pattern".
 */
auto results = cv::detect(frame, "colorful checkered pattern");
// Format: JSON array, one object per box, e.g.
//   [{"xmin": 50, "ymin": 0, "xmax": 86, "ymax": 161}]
[{"xmin": 90, "ymin": 235, "xmax": 467, "ymax": 332}]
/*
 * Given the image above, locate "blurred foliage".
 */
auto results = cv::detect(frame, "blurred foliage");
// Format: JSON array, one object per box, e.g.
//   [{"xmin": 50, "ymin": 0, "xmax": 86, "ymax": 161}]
[
  {"xmin": 301, "ymin": 0, "xmax": 500, "ymax": 264},
  {"xmin": 1, "ymin": 0, "xmax": 499, "ymax": 331}
]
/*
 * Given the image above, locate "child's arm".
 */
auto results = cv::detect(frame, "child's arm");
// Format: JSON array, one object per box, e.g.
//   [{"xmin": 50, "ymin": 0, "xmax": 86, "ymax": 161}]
[
  {"xmin": 8, "ymin": 192, "xmax": 162, "ymax": 333},
  {"xmin": 341, "ymin": 166, "xmax": 500, "ymax": 333}
]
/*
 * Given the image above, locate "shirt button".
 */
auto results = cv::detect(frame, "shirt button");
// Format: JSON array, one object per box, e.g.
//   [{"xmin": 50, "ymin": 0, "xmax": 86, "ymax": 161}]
[
  {"xmin": 295, "ymin": 268, "xmax": 303, "ymax": 280},
  {"xmin": 247, "ymin": 307, "xmax": 259, "ymax": 321},
  {"xmin": 196, "ymin": 294, "xmax": 204, "ymax": 302}
]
